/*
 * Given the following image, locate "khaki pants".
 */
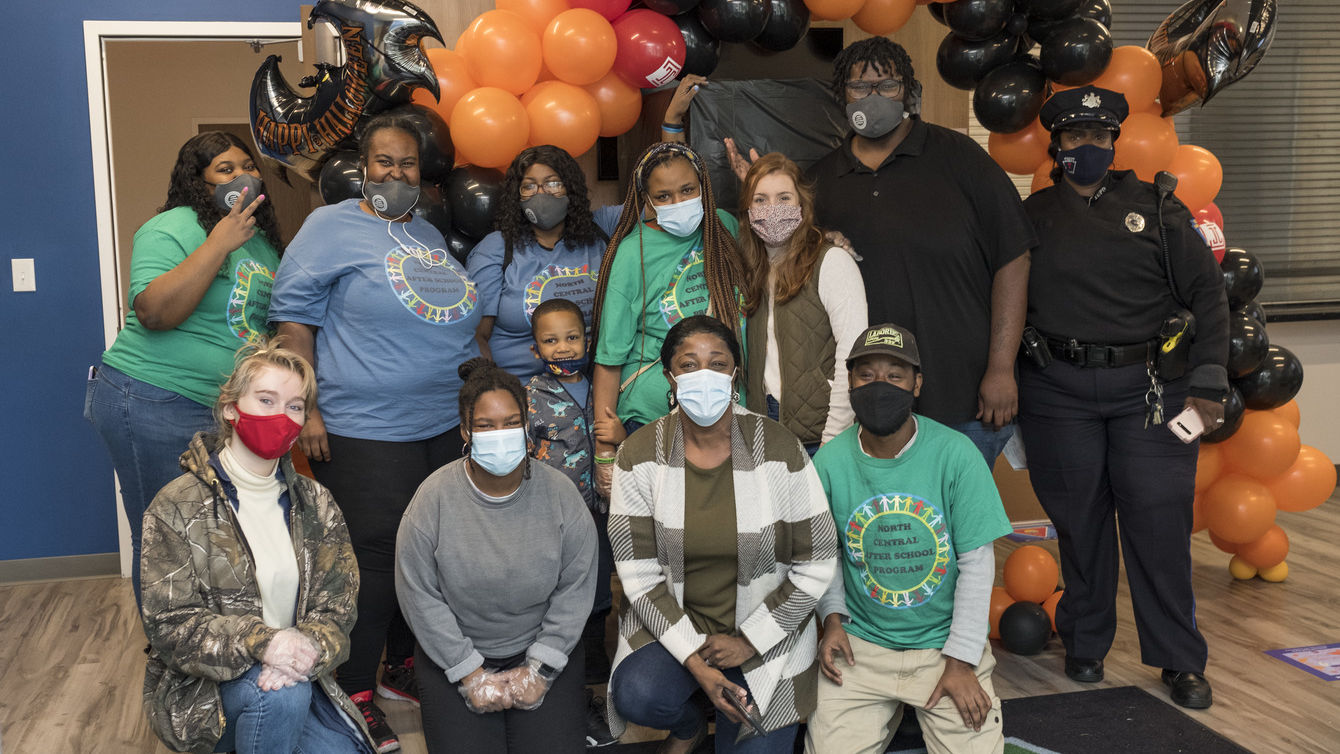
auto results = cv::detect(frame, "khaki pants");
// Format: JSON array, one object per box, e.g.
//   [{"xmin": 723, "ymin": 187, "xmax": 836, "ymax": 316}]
[{"xmin": 804, "ymin": 634, "xmax": 1003, "ymax": 754}]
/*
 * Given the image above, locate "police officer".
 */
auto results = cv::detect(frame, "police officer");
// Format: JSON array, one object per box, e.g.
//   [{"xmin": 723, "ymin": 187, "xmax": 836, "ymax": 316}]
[{"xmin": 1016, "ymin": 86, "xmax": 1228, "ymax": 709}]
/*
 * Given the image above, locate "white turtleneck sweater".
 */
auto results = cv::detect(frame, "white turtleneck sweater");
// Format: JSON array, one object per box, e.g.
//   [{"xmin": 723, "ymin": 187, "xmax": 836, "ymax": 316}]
[
  {"xmin": 763, "ymin": 244, "xmax": 868, "ymax": 443},
  {"xmin": 219, "ymin": 446, "xmax": 299, "ymax": 629}
]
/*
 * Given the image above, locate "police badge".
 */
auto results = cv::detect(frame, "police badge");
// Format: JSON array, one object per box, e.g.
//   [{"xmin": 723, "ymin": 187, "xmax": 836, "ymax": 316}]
[{"xmin": 1124, "ymin": 212, "xmax": 1146, "ymax": 232}]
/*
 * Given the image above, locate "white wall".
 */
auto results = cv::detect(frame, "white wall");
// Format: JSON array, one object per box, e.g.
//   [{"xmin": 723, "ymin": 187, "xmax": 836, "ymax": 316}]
[{"xmin": 1269, "ymin": 320, "xmax": 1340, "ymax": 460}]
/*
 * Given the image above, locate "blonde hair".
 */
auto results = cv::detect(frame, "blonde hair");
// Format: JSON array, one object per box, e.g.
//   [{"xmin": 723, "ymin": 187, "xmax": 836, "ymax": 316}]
[{"xmin": 212, "ymin": 337, "xmax": 318, "ymax": 450}]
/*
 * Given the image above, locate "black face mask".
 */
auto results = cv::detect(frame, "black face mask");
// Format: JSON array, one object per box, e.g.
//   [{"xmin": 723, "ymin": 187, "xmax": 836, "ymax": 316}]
[{"xmin": 850, "ymin": 381, "xmax": 915, "ymax": 436}]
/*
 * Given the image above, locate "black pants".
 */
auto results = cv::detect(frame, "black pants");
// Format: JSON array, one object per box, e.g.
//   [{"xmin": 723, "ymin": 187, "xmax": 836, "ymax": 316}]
[
  {"xmin": 311, "ymin": 428, "xmax": 464, "ymax": 695},
  {"xmin": 1017, "ymin": 360, "xmax": 1208, "ymax": 673},
  {"xmin": 416, "ymin": 643, "xmax": 587, "ymax": 754}
]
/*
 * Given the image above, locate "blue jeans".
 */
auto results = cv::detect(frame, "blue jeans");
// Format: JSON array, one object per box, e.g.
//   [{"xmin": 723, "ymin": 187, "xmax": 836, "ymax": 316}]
[
  {"xmin": 610, "ymin": 642, "xmax": 798, "ymax": 753},
  {"xmin": 948, "ymin": 419, "xmax": 1015, "ymax": 471},
  {"xmin": 764, "ymin": 395, "xmax": 821, "ymax": 457},
  {"xmin": 216, "ymin": 664, "xmax": 372, "ymax": 754},
  {"xmin": 84, "ymin": 363, "xmax": 215, "ymax": 606}
]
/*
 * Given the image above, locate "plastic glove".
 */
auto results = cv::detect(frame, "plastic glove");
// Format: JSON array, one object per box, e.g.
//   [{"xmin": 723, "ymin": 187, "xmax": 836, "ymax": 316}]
[
  {"xmin": 257, "ymin": 662, "xmax": 305, "ymax": 691},
  {"xmin": 459, "ymin": 669, "xmax": 513, "ymax": 713},
  {"xmin": 501, "ymin": 666, "xmax": 551, "ymax": 710},
  {"xmin": 260, "ymin": 628, "xmax": 320, "ymax": 679},
  {"xmin": 594, "ymin": 457, "xmax": 614, "ymax": 499}
]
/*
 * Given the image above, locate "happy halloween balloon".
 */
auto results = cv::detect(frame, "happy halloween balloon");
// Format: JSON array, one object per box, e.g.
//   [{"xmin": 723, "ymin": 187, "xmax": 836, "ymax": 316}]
[
  {"xmin": 250, "ymin": 0, "xmax": 442, "ymax": 181},
  {"xmin": 1147, "ymin": 0, "xmax": 1277, "ymax": 116}
]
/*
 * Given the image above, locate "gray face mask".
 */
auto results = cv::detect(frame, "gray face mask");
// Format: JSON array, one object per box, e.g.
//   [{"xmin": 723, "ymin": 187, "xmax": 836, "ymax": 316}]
[
  {"xmin": 362, "ymin": 177, "xmax": 420, "ymax": 219},
  {"xmin": 521, "ymin": 193, "xmax": 570, "ymax": 231},
  {"xmin": 846, "ymin": 95, "xmax": 907, "ymax": 139},
  {"xmin": 213, "ymin": 173, "xmax": 264, "ymax": 213}
]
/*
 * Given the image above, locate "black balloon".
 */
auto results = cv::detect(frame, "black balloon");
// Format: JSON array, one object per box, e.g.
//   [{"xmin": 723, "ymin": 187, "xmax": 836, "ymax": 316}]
[
  {"xmin": 1201, "ymin": 387, "xmax": 1245, "ymax": 443},
  {"xmin": 1005, "ymin": 12, "xmax": 1030, "ymax": 37},
  {"xmin": 410, "ymin": 183, "xmax": 453, "ymax": 239},
  {"xmin": 1241, "ymin": 300, "xmax": 1268, "ymax": 327},
  {"xmin": 697, "ymin": 0, "xmax": 772, "ymax": 43},
  {"xmin": 1220, "ymin": 247, "xmax": 1265, "ymax": 310},
  {"xmin": 673, "ymin": 14, "xmax": 721, "ymax": 76},
  {"xmin": 999, "ymin": 602, "xmax": 1052, "ymax": 655},
  {"xmin": 1235, "ymin": 345, "xmax": 1304, "ymax": 410},
  {"xmin": 944, "ymin": 0, "xmax": 1013, "ymax": 42},
  {"xmin": 644, "ymin": 0, "xmax": 702, "ymax": 13},
  {"xmin": 318, "ymin": 150, "xmax": 364, "ymax": 205},
  {"xmin": 1075, "ymin": 0, "xmax": 1112, "ymax": 29},
  {"xmin": 1040, "ymin": 17, "xmax": 1113, "ymax": 86},
  {"xmin": 1226, "ymin": 310, "xmax": 1270, "ymax": 378},
  {"xmin": 443, "ymin": 165, "xmax": 505, "ymax": 240},
  {"xmin": 365, "ymin": 104, "xmax": 455, "ymax": 183},
  {"xmin": 972, "ymin": 58, "xmax": 1047, "ymax": 133},
  {"xmin": 445, "ymin": 225, "xmax": 477, "ymax": 265},
  {"xmin": 1147, "ymin": 0, "xmax": 1278, "ymax": 116},
  {"xmin": 929, "ymin": 2, "xmax": 949, "ymax": 26},
  {"xmin": 937, "ymin": 32, "xmax": 1020, "ymax": 91},
  {"xmin": 754, "ymin": 0, "xmax": 810, "ymax": 52},
  {"xmin": 1017, "ymin": 0, "xmax": 1082, "ymax": 20}
]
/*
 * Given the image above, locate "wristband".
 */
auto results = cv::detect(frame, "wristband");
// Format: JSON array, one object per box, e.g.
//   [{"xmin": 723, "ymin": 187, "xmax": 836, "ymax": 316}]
[
  {"xmin": 661, "ymin": 122, "xmax": 685, "ymax": 133},
  {"xmin": 528, "ymin": 657, "xmax": 561, "ymax": 682},
  {"xmin": 594, "ymin": 454, "xmax": 616, "ymax": 465}
]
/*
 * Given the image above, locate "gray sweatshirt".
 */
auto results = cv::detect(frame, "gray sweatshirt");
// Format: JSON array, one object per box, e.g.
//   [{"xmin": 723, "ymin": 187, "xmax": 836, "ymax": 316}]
[{"xmin": 395, "ymin": 458, "xmax": 597, "ymax": 682}]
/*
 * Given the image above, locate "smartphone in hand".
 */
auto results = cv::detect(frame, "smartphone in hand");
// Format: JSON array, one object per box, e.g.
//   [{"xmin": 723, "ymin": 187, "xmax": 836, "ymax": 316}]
[
  {"xmin": 724, "ymin": 689, "xmax": 767, "ymax": 736},
  {"xmin": 1167, "ymin": 405, "xmax": 1206, "ymax": 443}
]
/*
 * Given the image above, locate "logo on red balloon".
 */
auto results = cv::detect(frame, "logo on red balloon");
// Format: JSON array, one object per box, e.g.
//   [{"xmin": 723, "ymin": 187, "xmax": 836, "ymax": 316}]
[{"xmin": 646, "ymin": 57, "xmax": 683, "ymax": 88}]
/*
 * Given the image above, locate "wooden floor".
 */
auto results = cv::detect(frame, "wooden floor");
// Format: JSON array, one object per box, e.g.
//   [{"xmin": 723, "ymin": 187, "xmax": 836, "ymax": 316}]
[{"xmin": 3, "ymin": 492, "xmax": 1337, "ymax": 754}]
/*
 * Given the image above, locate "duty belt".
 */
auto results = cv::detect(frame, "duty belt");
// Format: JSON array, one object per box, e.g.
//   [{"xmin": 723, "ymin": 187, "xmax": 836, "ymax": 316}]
[{"xmin": 1045, "ymin": 337, "xmax": 1152, "ymax": 368}]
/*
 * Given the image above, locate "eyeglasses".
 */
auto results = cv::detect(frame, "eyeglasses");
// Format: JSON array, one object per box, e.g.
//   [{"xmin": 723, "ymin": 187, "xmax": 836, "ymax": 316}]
[
  {"xmin": 845, "ymin": 79, "xmax": 904, "ymax": 98},
  {"xmin": 519, "ymin": 179, "xmax": 566, "ymax": 198}
]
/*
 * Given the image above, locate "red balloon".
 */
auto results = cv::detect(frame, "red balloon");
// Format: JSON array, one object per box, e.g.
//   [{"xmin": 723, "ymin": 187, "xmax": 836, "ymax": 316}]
[
  {"xmin": 584, "ymin": 70, "xmax": 643, "ymax": 137},
  {"xmin": 611, "ymin": 9, "xmax": 686, "ymax": 89},
  {"xmin": 1192, "ymin": 201, "xmax": 1227, "ymax": 263},
  {"xmin": 570, "ymin": 0, "xmax": 632, "ymax": 21}
]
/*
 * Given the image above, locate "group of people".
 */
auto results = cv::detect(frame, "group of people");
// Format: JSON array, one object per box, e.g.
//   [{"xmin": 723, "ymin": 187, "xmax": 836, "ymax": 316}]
[{"xmin": 85, "ymin": 34, "xmax": 1228, "ymax": 754}]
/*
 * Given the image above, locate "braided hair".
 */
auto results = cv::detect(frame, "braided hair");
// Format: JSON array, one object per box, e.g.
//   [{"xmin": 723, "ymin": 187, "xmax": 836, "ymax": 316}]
[
  {"xmin": 495, "ymin": 145, "xmax": 601, "ymax": 250},
  {"xmin": 589, "ymin": 142, "xmax": 744, "ymax": 362},
  {"xmin": 161, "ymin": 132, "xmax": 285, "ymax": 253},
  {"xmin": 830, "ymin": 37, "xmax": 923, "ymax": 116},
  {"xmin": 457, "ymin": 357, "xmax": 531, "ymax": 478}
]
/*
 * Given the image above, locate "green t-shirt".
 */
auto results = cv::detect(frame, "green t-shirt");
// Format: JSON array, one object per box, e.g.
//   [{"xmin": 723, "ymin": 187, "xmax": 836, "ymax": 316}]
[
  {"xmin": 682, "ymin": 457, "xmax": 737, "ymax": 636},
  {"xmin": 594, "ymin": 209, "xmax": 741, "ymax": 425},
  {"xmin": 102, "ymin": 207, "xmax": 282, "ymax": 406},
  {"xmin": 812, "ymin": 417, "xmax": 1012, "ymax": 651}
]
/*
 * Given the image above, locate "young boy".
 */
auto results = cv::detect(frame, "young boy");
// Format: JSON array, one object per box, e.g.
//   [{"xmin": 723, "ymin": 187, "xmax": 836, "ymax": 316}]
[
  {"xmin": 806, "ymin": 324, "xmax": 1013, "ymax": 754},
  {"xmin": 526, "ymin": 297, "xmax": 623, "ymax": 748}
]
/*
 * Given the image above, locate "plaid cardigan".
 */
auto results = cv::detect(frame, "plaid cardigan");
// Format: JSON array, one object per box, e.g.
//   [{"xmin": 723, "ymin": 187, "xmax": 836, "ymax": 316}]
[{"xmin": 607, "ymin": 404, "xmax": 838, "ymax": 738}]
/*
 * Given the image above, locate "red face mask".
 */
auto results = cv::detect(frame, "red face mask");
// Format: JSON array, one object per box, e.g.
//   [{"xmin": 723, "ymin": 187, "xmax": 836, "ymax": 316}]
[{"xmin": 229, "ymin": 407, "xmax": 303, "ymax": 459}]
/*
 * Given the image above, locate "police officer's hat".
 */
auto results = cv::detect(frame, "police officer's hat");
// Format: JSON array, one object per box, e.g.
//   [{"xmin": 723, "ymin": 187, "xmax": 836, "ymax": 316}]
[{"xmin": 1039, "ymin": 86, "xmax": 1129, "ymax": 135}]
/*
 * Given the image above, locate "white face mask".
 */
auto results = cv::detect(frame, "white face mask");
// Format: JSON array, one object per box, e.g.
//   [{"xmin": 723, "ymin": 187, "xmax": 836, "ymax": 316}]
[
  {"xmin": 674, "ymin": 368, "xmax": 734, "ymax": 427},
  {"xmin": 654, "ymin": 196, "xmax": 705, "ymax": 238},
  {"xmin": 469, "ymin": 427, "xmax": 527, "ymax": 477}
]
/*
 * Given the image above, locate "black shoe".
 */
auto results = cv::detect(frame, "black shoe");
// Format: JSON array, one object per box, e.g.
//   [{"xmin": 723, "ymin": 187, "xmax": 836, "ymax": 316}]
[
  {"xmin": 585, "ymin": 689, "xmax": 619, "ymax": 748},
  {"xmin": 376, "ymin": 658, "xmax": 420, "ymax": 706},
  {"xmin": 1065, "ymin": 656, "xmax": 1104, "ymax": 683},
  {"xmin": 351, "ymin": 690, "xmax": 401, "ymax": 753},
  {"xmin": 1162, "ymin": 670, "xmax": 1213, "ymax": 709}
]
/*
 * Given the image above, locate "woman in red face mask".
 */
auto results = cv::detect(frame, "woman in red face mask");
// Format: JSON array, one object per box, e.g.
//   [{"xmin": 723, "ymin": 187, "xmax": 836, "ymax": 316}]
[{"xmin": 137, "ymin": 339, "xmax": 377, "ymax": 754}]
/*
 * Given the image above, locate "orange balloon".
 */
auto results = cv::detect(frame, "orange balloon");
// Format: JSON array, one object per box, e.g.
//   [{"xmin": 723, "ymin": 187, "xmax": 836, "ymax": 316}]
[
  {"xmin": 1168, "ymin": 144, "xmax": 1222, "ymax": 213},
  {"xmin": 988, "ymin": 586, "xmax": 1014, "ymax": 640},
  {"xmin": 1204, "ymin": 473, "xmax": 1277, "ymax": 544},
  {"xmin": 1003, "ymin": 545, "xmax": 1060, "ymax": 604},
  {"xmin": 1139, "ymin": 99, "xmax": 1163, "ymax": 117},
  {"xmin": 804, "ymin": 0, "xmax": 866, "ymax": 21},
  {"xmin": 464, "ymin": 10, "xmax": 543, "ymax": 96},
  {"xmin": 1208, "ymin": 529, "xmax": 1240, "ymax": 554},
  {"xmin": 1041, "ymin": 589, "xmax": 1062, "ymax": 634},
  {"xmin": 583, "ymin": 70, "xmax": 642, "ymax": 138},
  {"xmin": 1192, "ymin": 492, "xmax": 1207, "ymax": 533},
  {"xmin": 497, "ymin": 0, "xmax": 570, "ymax": 33},
  {"xmin": 1221, "ymin": 411, "xmax": 1301, "ymax": 480},
  {"xmin": 412, "ymin": 48, "xmax": 477, "ymax": 123},
  {"xmin": 1030, "ymin": 159, "xmax": 1055, "ymax": 194},
  {"xmin": 1113, "ymin": 112, "xmax": 1178, "ymax": 181},
  {"xmin": 544, "ymin": 9, "xmax": 617, "ymax": 86},
  {"xmin": 455, "ymin": 27, "xmax": 472, "ymax": 57},
  {"xmin": 1265, "ymin": 445, "xmax": 1337, "ymax": 513},
  {"xmin": 989, "ymin": 119, "xmax": 1050, "ymax": 175},
  {"xmin": 1195, "ymin": 443, "xmax": 1223, "ymax": 493},
  {"xmin": 450, "ymin": 87, "xmax": 530, "ymax": 169},
  {"xmin": 521, "ymin": 81, "xmax": 602, "ymax": 156},
  {"xmin": 1273, "ymin": 399, "xmax": 1301, "ymax": 429},
  {"xmin": 853, "ymin": 0, "xmax": 917, "ymax": 35},
  {"xmin": 1237, "ymin": 525, "xmax": 1290, "ymax": 570},
  {"xmin": 1091, "ymin": 46, "xmax": 1162, "ymax": 112}
]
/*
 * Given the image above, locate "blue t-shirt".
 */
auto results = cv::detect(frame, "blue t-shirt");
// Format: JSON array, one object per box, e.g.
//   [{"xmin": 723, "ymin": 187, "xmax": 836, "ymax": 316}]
[
  {"xmin": 269, "ymin": 199, "xmax": 481, "ymax": 441},
  {"xmin": 467, "ymin": 206, "xmax": 621, "ymax": 378}
]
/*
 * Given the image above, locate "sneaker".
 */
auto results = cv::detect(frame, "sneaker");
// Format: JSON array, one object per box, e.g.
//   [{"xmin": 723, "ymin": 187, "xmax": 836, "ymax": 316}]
[
  {"xmin": 585, "ymin": 689, "xmax": 619, "ymax": 748},
  {"xmin": 377, "ymin": 658, "xmax": 420, "ymax": 706},
  {"xmin": 350, "ymin": 690, "xmax": 401, "ymax": 753}
]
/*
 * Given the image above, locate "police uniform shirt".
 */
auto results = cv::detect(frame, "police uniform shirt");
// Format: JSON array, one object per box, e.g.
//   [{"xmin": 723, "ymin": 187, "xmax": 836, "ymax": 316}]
[
  {"xmin": 807, "ymin": 119, "xmax": 1036, "ymax": 425},
  {"xmin": 1023, "ymin": 169, "xmax": 1228, "ymax": 376}
]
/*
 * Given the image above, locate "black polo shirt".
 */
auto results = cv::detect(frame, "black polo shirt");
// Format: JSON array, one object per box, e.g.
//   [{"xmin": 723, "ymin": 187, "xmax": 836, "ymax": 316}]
[{"xmin": 807, "ymin": 119, "xmax": 1036, "ymax": 425}]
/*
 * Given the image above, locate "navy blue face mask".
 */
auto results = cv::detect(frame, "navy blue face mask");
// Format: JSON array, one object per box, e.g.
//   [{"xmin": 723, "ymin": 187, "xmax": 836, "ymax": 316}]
[
  {"xmin": 543, "ymin": 355, "xmax": 588, "ymax": 378},
  {"xmin": 1057, "ymin": 144, "xmax": 1115, "ymax": 186}
]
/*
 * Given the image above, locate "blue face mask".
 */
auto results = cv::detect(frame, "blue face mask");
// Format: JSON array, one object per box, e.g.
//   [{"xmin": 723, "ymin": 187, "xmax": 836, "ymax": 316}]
[
  {"xmin": 675, "ymin": 368, "xmax": 734, "ymax": 427},
  {"xmin": 469, "ymin": 427, "xmax": 526, "ymax": 477},
  {"xmin": 654, "ymin": 196, "xmax": 705, "ymax": 238},
  {"xmin": 1057, "ymin": 144, "xmax": 1115, "ymax": 186},
  {"xmin": 543, "ymin": 355, "xmax": 588, "ymax": 378}
]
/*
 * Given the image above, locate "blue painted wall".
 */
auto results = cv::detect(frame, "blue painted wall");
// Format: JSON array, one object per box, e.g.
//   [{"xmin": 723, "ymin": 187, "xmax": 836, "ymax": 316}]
[{"xmin": 0, "ymin": 1, "xmax": 293, "ymax": 561}]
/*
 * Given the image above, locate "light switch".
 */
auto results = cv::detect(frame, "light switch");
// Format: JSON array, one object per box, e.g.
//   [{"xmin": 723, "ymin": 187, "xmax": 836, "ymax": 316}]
[{"xmin": 11, "ymin": 258, "xmax": 35, "ymax": 292}]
